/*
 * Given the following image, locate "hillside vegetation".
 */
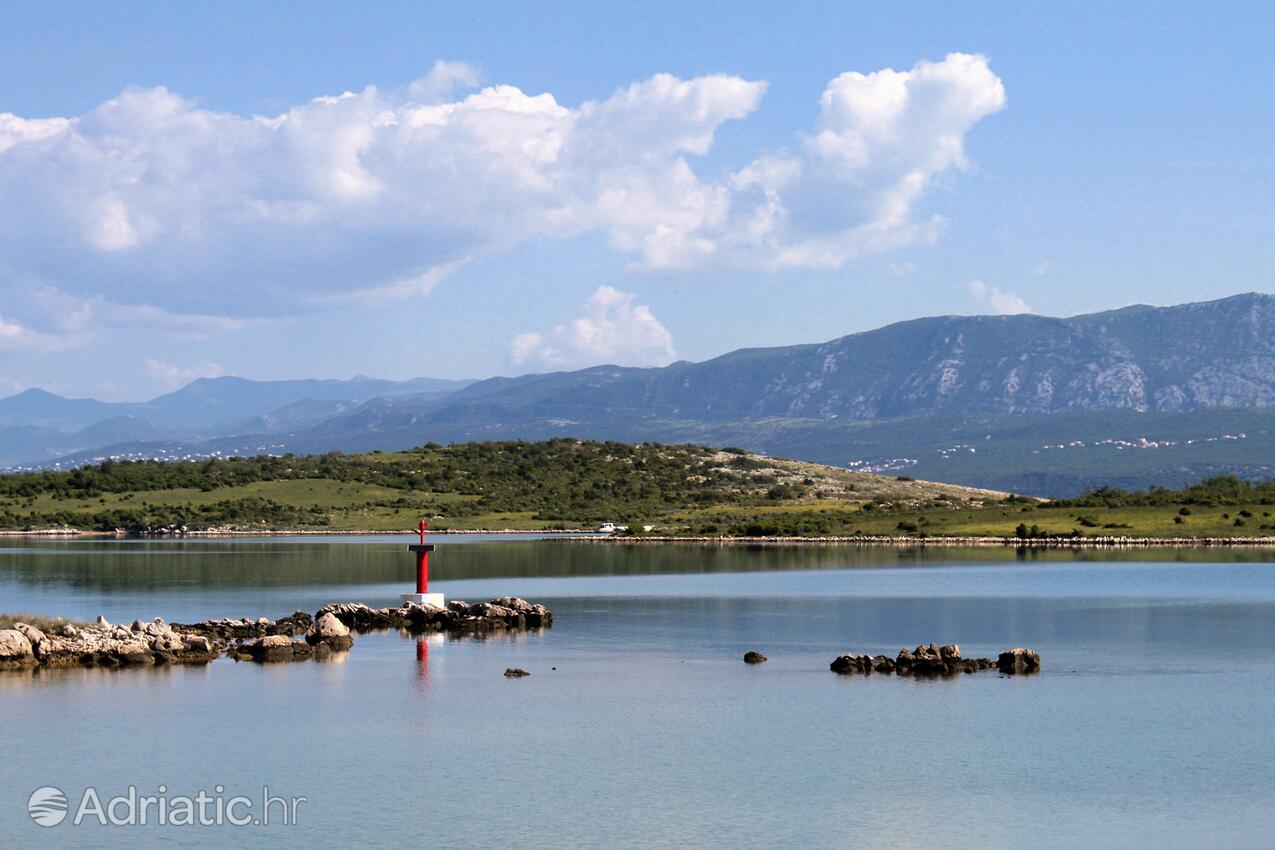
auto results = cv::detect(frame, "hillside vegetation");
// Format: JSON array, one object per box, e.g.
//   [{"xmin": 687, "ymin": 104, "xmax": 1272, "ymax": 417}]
[
  {"xmin": 1, "ymin": 440, "xmax": 1272, "ymax": 538},
  {"xmin": 0, "ymin": 439, "xmax": 1002, "ymax": 534}
]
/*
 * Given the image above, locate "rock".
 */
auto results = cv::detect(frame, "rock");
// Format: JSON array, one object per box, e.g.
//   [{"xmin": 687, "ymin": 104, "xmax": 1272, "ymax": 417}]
[
  {"xmin": 305, "ymin": 612, "xmax": 353, "ymax": 650},
  {"xmin": 316, "ymin": 612, "xmax": 349, "ymax": 639},
  {"xmin": 940, "ymin": 644, "xmax": 961, "ymax": 661},
  {"xmin": 0, "ymin": 629, "xmax": 35, "ymax": 666},
  {"xmin": 830, "ymin": 653, "xmax": 872, "ymax": 674},
  {"xmin": 403, "ymin": 603, "xmax": 451, "ymax": 629},
  {"xmin": 249, "ymin": 634, "xmax": 299, "ymax": 662},
  {"xmin": 95, "ymin": 615, "xmax": 110, "ymax": 627},
  {"xmin": 57, "ymin": 623, "xmax": 79, "ymax": 638},
  {"xmin": 182, "ymin": 635, "xmax": 212, "ymax": 653},
  {"xmin": 111, "ymin": 642, "xmax": 153, "ymax": 665},
  {"xmin": 743, "ymin": 651, "xmax": 768, "ymax": 664},
  {"xmin": 504, "ymin": 668, "xmax": 530, "ymax": 678},
  {"xmin": 998, "ymin": 647, "xmax": 1041, "ymax": 675},
  {"xmin": 13, "ymin": 622, "xmax": 46, "ymax": 649},
  {"xmin": 150, "ymin": 633, "xmax": 185, "ymax": 653}
]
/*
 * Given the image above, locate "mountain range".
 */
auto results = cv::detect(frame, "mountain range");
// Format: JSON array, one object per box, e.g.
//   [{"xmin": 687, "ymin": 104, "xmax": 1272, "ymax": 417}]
[{"xmin": 5, "ymin": 293, "xmax": 1275, "ymax": 495}]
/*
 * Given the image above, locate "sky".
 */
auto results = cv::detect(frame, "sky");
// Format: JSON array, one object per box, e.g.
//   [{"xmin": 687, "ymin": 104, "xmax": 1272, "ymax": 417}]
[{"xmin": 1, "ymin": 1, "xmax": 1273, "ymax": 401}]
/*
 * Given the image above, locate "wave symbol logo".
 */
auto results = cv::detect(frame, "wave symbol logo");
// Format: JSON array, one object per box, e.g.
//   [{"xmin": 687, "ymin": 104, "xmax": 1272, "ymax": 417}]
[{"xmin": 27, "ymin": 786, "xmax": 69, "ymax": 827}]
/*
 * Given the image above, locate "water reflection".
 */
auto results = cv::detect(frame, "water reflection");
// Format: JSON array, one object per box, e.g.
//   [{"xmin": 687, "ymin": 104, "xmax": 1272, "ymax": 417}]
[{"xmin": 3, "ymin": 538, "xmax": 1272, "ymax": 594}]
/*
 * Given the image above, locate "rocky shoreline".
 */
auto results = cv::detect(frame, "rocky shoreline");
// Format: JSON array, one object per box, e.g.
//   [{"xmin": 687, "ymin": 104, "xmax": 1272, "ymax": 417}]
[
  {"xmin": 831, "ymin": 643, "xmax": 1040, "ymax": 676},
  {"xmin": 3, "ymin": 528, "xmax": 1273, "ymax": 546},
  {"xmin": 0, "ymin": 597, "xmax": 553, "ymax": 671}
]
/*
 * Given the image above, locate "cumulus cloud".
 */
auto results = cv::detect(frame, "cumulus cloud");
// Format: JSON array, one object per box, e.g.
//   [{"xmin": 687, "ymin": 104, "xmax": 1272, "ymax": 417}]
[
  {"xmin": 511, "ymin": 285, "xmax": 676, "ymax": 370},
  {"xmin": 143, "ymin": 358, "xmax": 225, "ymax": 388},
  {"xmin": 0, "ymin": 54, "xmax": 1004, "ymax": 320},
  {"xmin": 969, "ymin": 279, "xmax": 1031, "ymax": 315}
]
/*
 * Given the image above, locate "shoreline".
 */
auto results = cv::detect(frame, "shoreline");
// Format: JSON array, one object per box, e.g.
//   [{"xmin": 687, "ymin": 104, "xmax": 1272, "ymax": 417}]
[
  {"xmin": 1, "ymin": 528, "xmax": 1274, "ymax": 546},
  {"xmin": 0, "ymin": 528, "xmax": 593, "ymax": 538},
  {"xmin": 546, "ymin": 534, "xmax": 1275, "ymax": 548}
]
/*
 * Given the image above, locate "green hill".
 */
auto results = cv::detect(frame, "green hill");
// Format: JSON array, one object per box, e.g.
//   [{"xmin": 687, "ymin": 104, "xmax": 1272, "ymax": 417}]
[
  {"xmin": 0, "ymin": 439, "xmax": 1003, "ymax": 534},
  {"xmin": 2, "ymin": 439, "xmax": 1272, "ymax": 538}
]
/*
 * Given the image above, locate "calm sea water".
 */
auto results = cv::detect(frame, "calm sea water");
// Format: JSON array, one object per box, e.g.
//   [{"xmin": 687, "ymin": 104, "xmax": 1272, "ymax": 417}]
[{"xmin": 3, "ymin": 537, "xmax": 1275, "ymax": 849}]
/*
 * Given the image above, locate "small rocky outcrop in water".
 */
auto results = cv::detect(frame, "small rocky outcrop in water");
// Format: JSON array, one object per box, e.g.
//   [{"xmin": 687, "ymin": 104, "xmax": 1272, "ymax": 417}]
[
  {"xmin": 997, "ymin": 647, "xmax": 1041, "ymax": 675},
  {"xmin": 504, "ymin": 668, "xmax": 530, "ymax": 677},
  {"xmin": 831, "ymin": 643, "xmax": 1008, "ymax": 677},
  {"xmin": 743, "ymin": 651, "xmax": 768, "ymax": 664}
]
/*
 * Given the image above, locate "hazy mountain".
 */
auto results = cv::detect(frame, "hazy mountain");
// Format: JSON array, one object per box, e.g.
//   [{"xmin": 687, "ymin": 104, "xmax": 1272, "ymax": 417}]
[
  {"xmin": 0, "ymin": 388, "xmax": 121, "ymax": 430},
  {"xmin": 0, "ymin": 375, "xmax": 472, "ymax": 434},
  {"xmin": 0, "ymin": 375, "xmax": 473, "ymax": 466},
  {"xmin": 8, "ymin": 294, "xmax": 1275, "ymax": 495},
  {"xmin": 302, "ymin": 293, "xmax": 1275, "ymax": 437},
  {"xmin": 139, "ymin": 376, "xmax": 470, "ymax": 429}
]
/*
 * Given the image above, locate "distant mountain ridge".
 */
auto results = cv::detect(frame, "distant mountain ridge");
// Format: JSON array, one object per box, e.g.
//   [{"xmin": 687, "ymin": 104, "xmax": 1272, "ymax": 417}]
[
  {"xmin": 308, "ymin": 293, "xmax": 1275, "ymax": 437},
  {"xmin": 5, "ymin": 293, "xmax": 1275, "ymax": 495},
  {"xmin": 0, "ymin": 375, "xmax": 471, "ymax": 431},
  {"xmin": 0, "ymin": 375, "xmax": 473, "ymax": 466}
]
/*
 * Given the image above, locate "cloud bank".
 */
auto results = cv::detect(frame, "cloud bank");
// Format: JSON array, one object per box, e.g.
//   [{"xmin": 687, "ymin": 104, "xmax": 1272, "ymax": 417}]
[
  {"xmin": 969, "ymin": 279, "xmax": 1032, "ymax": 314},
  {"xmin": 0, "ymin": 54, "xmax": 1005, "ymax": 329},
  {"xmin": 511, "ymin": 285, "xmax": 676, "ymax": 370}
]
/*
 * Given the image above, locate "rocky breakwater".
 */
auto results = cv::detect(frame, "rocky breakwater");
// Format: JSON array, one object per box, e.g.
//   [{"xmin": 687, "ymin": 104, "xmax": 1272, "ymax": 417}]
[
  {"xmin": 831, "ymin": 643, "xmax": 1037, "ymax": 677},
  {"xmin": 0, "ymin": 597, "xmax": 552, "ymax": 671},
  {"xmin": 0, "ymin": 617, "xmax": 218, "ymax": 670},
  {"xmin": 315, "ymin": 597, "xmax": 553, "ymax": 634}
]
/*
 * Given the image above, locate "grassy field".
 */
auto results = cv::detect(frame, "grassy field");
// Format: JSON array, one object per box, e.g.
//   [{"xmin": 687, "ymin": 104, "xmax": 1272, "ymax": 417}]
[
  {"xmin": 656, "ymin": 499, "xmax": 1275, "ymax": 538},
  {"xmin": 1, "ymin": 439, "xmax": 1272, "ymax": 538}
]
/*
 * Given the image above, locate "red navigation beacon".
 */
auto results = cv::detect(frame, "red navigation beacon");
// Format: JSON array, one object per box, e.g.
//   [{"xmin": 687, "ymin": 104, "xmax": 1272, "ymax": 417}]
[{"xmin": 402, "ymin": 519, "xmax": 444, "ymax": 607}]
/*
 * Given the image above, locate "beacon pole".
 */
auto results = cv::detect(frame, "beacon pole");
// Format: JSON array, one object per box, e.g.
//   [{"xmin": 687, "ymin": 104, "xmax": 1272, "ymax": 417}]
[{"xmin": 402, "ymin": 519, "xmax": 444, "ymax": 608}]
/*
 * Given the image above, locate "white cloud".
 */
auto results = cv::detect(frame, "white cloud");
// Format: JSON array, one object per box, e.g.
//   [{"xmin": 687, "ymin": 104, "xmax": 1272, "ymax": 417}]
[
  {"xmin": 511, "ymin": 285, "xmax": 676, "ymax": 370},
  {"xmin": 969, "ymin": 279, "xmax": 1032, "ymax": 315},
  {"xmin": 407, "ymin": 60, "xmax": 482, "ymax": 104},
  {"xmin": 143, "ymin": 358, "xmax": 225, "ymax": 388},
  {"xmin": 0, "ymin": 54, "xmax": 1004, "ymax": 319}
]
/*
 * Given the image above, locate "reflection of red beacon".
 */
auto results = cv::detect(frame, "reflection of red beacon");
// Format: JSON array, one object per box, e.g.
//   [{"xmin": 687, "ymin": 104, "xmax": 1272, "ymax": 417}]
[{"xmin": 402, "ymin": 520, "xmax": 444, "ymax": 608}]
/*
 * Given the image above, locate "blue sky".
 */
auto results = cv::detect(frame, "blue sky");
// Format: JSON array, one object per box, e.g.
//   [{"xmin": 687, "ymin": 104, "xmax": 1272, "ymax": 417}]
[{"xmin": 1, "ymin": 1, "xmax": 1272, "ymax": 400}]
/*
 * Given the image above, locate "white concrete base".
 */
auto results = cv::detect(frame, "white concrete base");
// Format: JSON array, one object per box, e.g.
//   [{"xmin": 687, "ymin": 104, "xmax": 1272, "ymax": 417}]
[{"xmin": 401, "ymin": 592, "xmax": 445, "ymax": 608}]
